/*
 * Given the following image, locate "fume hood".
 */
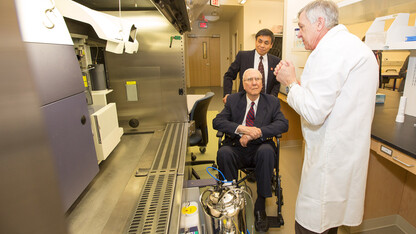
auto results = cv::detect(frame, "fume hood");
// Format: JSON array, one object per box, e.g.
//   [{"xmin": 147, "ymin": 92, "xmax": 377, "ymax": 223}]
[{"xmin": 56, "ymin": 0, "xmax": 139, "ymax": 54}]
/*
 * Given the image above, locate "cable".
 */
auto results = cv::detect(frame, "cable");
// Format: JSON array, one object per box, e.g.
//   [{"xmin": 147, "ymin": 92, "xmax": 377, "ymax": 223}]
[{"xmin": 206, "ymin": 167, "xmax": 228, "ymax": 183}]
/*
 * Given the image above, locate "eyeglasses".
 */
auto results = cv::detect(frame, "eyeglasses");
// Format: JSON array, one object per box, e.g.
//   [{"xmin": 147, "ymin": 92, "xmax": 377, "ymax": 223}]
[{"xmin": 244, "ymin": 77, "xmax": 262, "ymax": 82}]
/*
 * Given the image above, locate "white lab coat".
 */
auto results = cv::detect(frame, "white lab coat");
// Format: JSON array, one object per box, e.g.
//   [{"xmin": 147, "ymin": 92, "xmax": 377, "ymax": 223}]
[{"xmin": 288, "ymin": 25, "xmax": 379, "ymax": 232}]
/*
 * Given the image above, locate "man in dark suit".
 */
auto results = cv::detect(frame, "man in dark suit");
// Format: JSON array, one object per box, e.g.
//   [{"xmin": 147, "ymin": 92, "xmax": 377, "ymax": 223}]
[
  {"xmin": 223, "ymin": 28, "xmax": 281, "ymax": 104},
  {"xmin": 213, "ymin": 69, "xmax": 288, "ymax": 232}
]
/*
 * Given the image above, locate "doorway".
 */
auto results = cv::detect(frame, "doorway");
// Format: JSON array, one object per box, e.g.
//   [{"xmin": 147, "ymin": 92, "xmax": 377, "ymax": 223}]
[{"xmin": 187, "ymin": 36, "xmax": 220, "ymax": 87}]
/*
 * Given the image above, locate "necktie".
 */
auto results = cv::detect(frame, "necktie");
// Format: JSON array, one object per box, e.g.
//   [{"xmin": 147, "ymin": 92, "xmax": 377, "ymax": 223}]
[
  {"xmin": 246, "ymin": 102, "xmax": 255, "ymax": 127},
  {"xmin": 258, "ymin": 56, "xmax": 265, "ymax": 92}
]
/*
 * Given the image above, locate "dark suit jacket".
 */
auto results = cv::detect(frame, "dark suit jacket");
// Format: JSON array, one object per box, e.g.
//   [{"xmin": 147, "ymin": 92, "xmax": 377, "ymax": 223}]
[
  {"xmin": 213, "ymin": 92, "xmax": 288, "ymax": 146},
  {"xmin": 223, "ymin": 50, "xmax": 281, "ymax": 97}
]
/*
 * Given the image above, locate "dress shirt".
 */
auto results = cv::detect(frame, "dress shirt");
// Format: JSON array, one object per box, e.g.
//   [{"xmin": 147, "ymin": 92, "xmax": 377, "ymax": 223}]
[
  {"xmin": 254, "ymin": 50, "xmax": 268, "ymax": 90},
  {"xmin": 234, "ymin": 96, "xmax": 260, "ymax": 135}
]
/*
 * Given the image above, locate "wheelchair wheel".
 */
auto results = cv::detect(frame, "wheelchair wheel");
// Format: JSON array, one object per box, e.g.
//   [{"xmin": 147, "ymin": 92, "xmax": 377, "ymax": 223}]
[{"xmin": 199, "ymin": 147, "xmax": 206, "ymax": 153}]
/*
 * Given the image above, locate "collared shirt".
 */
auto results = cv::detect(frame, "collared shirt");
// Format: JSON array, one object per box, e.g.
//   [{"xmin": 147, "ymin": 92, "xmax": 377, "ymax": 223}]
[
  {"xmin": 234, "ymin": 95, "xmax": 260, "ymax": 135},
  {"xmin": 254, "ymin": 50, "xmax": 268, "ymax": 91},
  {"xmin": 242, "ymin": 95, "xmax": 259, "ymax": 126}
]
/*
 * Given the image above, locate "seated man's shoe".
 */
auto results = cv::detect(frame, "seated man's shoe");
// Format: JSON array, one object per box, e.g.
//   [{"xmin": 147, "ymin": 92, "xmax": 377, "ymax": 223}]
[{"xmin": 254, "ymin": 210, "xmax": 269, "ymax": 232}]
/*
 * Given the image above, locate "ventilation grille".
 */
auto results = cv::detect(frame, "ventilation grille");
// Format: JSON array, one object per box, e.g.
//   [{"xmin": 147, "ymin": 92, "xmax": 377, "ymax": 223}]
[
  {"xmin": 151, "ymin": 123, "xmax": 184, "ymax": 172},
  {"xmin": 127, "ymin": 122, "xmax": 185, "ymax": 233},
  {"xmin": 128, "ymin": 172, "xmax": 176, "ymax": 233}
]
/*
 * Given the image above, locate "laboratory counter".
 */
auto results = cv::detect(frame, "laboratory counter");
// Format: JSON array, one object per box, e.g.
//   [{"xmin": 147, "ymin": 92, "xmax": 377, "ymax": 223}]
[{"xmin": 371, "ymin": 89, "xmax": 416, "ymax": 159}]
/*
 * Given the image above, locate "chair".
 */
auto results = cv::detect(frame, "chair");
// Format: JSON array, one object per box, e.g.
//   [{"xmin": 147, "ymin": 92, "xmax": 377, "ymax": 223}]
[
  {"xmin": 216, "ymin": 131, "xmax": 285, "ymax": 228},
  {"xmin": 187, "ymin": 92, "xmax": 216, "ymax": 179}
]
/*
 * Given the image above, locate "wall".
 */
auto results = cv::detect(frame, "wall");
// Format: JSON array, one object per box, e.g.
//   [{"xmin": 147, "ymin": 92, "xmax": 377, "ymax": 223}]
[
  {"xmin": 243, "ymin": 0, "xmax": 284, "ymax": 50},
  {"xmin": 185, "ymin": 20, "xmax": 230, "ymax": 88},
  {"xmin": 229, "ymin": 7, "xmax": 244, "ymax": 91},
  {"xmin": 282, "ymin": 0, "xmax": 313, "ymax": 89}
]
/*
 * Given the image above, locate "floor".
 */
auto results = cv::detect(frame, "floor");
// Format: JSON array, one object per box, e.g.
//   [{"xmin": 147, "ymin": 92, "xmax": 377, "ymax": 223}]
[{"xmin": 66, "ymin": 86, "xmax": 372, "ymax": 234}]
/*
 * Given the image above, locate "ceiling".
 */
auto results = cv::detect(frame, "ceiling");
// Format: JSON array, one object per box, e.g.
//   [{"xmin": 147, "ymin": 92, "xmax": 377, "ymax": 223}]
[{"xmin": 200, "ymin": 5, "xmax": 241, "ymax": 22}]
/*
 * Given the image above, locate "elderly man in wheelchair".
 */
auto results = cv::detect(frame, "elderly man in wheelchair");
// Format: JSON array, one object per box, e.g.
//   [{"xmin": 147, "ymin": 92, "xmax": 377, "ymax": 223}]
[{"xmin": 213, "ymin": 68, "xmax": 288, "ymax": 232}]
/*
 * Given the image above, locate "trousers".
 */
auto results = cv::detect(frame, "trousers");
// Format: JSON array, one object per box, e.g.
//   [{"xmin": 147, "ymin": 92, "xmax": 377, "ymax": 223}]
[{"xmin": 216, "ymin": 141, "xmax": 276, "ymax": 197}]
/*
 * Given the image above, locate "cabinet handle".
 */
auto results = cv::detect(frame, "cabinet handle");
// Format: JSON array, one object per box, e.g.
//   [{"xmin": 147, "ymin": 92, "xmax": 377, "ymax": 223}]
[{"xmin": 392, "ymin": 156, "xmax": 415, "ymax": 167}]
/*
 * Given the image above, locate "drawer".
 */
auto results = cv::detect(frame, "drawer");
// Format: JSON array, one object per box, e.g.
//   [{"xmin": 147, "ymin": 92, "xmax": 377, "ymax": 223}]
[{"xmin": 371, "ymin": 139, "xmax": 416, "ymax": 175}]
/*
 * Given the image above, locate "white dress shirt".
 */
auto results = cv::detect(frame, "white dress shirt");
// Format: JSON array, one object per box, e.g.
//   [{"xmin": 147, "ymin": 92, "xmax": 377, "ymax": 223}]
[
  {"xmin": 254, "ymin": 50, "xmax": 268, "ymax": 90},
  {"xmin": 234, "ymin": 95, "xmax": 260, "ymax": 135}
]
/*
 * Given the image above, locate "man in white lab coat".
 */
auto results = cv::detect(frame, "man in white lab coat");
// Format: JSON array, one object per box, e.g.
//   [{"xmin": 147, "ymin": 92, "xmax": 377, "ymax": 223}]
[{"xmin": 275, "ymin": 0, "xmax": 379, "ymax": 233}]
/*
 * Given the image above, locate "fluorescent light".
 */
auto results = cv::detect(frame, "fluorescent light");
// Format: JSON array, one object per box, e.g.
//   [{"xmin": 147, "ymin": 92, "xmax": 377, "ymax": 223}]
[
  {"xmin": 337, "ymin": 0, "xmax": 362, "ymax": 8},
  {"xmin": 205, "ymin": 15, "xmax": 220, "ymax": 21},
  {"xmin": 239, "ymin": 0, "xmax": 247, "ymax": 5}
]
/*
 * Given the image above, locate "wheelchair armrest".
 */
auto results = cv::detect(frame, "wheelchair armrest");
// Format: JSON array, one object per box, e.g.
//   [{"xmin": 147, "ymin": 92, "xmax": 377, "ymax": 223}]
[{"xmin": 217, "ymin": 131, "xmax": 224, "ymax": 149}]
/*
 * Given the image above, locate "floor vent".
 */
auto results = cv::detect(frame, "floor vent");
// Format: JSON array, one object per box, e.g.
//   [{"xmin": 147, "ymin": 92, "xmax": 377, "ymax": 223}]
[
  {"xmin": 127, "ymin": 122, "xmax": 186, "ymax": 233},
  {"xmin": 127, "ymin": 172, "xmax": 176, "ymax": 233}
]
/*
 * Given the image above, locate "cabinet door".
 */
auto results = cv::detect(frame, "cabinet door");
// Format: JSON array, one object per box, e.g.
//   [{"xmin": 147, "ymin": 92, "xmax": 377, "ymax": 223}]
[
  {"xmin": 25, "ymin": 42, "xmax": 85, "ymax": 106},
  {"xmin": 41, "ymin": 92, "xmax": 99, "ymax": 211}
]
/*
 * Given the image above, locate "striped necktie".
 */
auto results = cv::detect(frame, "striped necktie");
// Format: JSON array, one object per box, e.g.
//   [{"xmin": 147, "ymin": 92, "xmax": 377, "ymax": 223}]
[
  {"xmin": 258, "ymin": 56, "xmax": 265, "ymax": 92},
  {"xmin": 246, "ymin": 102, "xmax": 255, "ymax": 126}
]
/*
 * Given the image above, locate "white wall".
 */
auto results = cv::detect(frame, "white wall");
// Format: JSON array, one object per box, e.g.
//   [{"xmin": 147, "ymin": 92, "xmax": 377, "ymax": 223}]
[
  {"xmin": 243, "ymin": 0, "xmax": 284, "ymax": 50},
  {"xmin": 282, "ymin": 0, "xmax": 313, "ymax": 89}
]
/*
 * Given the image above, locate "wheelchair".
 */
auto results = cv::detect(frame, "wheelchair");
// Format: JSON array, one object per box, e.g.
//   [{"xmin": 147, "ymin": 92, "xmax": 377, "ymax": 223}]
[{"xmin": 216, "ymin": 131, "xmax": 285, "ymax": 228}]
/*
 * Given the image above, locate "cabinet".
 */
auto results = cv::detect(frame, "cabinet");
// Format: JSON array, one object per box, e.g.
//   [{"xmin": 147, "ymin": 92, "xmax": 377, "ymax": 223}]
[
  {"xmin": 89, "ymin": 89, "xmax": 123, "ymax": 163},
  {"xmin": 25, "ymin": 42, "xmax": 99, "ymax": 211}
]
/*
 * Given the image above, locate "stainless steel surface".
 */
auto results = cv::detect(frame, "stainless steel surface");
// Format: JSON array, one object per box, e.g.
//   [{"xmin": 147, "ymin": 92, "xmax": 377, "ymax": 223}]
[
  {"xmin": 105, "ymin": 11, "xmax": 187, "ymax": 133},
  {"xmin": 102, "ymin": 131, "xmax": 165, "ymax": 234},
  {"xmin": 66, "ymin": 133, "xmax": 153, "ymax": 234},
  {"xmin": 177, "ymin": 122, "xmax": 190, "ymax": 176},
  {"xmin": 150, "ymin": 123, "xmax": 186, "ymax": 171},
  {"xmin": 0, "ymin": 1, "xmax": 67, "ymax": 232},
  {"xmin": 169, "ymin": 175, "xmax": 184, "ymax": 234}
]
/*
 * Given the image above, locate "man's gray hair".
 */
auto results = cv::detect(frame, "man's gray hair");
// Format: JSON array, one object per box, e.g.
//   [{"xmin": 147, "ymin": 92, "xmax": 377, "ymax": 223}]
[
  {"xmin": 243, "ymin": 68, "xmax": 262, "ymax": 80},
  {"xmin": 298, "ymin": 0, "xmax": 339, "ymax": 29}
]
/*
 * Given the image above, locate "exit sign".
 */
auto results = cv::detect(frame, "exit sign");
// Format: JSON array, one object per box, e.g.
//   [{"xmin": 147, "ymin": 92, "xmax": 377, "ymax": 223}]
[
  {"xmin": 199, "ymin": 22, "xmax": 208, "ymax": 29},
  {"xmin": 210, "ymin": 0, "xmax": 220, "ymax": 7}
]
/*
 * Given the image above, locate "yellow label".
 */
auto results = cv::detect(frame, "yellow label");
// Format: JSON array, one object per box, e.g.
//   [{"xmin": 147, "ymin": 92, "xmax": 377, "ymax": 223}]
[
  {"xmin": 181, "ymin": 205, "xmax": 197, "ymax": 214},
  {"xmin": 126, "ymin": 81, "xmax": 136, "ymax": 85},
  {"xmin": 83, "ymin": 76, "xmax": 88, "ymax": 87}
]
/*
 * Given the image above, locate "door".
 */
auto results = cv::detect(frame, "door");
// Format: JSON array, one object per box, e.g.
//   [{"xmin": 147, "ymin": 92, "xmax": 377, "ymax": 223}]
[{"xmin": 187, "ymin": 36, "xmax": 220, "ymax": 87}]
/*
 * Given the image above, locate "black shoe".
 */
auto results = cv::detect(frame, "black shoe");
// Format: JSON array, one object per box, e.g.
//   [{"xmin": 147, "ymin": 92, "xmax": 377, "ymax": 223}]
[
  {"xmin": 254, "ymin": 210, "xmax": 269, "ymax": 232},
  {"xmin": 246, "ymin": 173, "xmax": 256, "ymax": 183}
]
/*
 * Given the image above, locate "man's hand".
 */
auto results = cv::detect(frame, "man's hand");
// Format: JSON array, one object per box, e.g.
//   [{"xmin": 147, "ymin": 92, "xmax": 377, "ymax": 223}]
[
  {"xmin": 237, "ymin": 125, "xmax": 262, "ymax": 140},
  {"xmin": 222, "ymin": 94, "xmax": 229, "ymax": 104},
  {"xmin": 274, "ymin": 60, "xmax": 297, "ymax": 86},
  {"xmin": 239, "ymin": 134, "xmax": 253, "ymax": 147}
]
